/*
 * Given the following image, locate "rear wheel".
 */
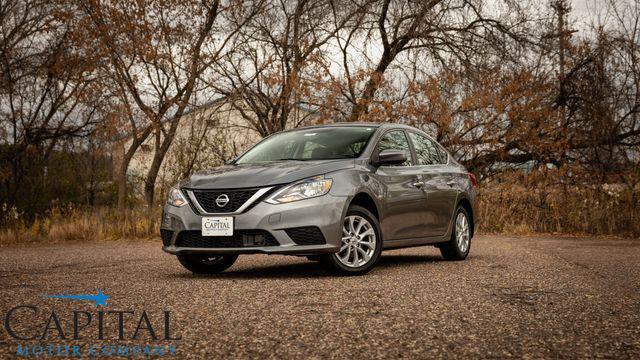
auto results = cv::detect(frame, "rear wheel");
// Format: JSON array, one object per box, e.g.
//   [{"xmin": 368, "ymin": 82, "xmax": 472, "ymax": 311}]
[
  {"xmin": 177, "ymin": 254, "xmax": 238, "ymax": 274},
  {"xmin": 439, "ymin": 206, "xmax": 471, "ymax": 260},
  {"xmin": 320, "ymin": 205, "xmax": 382, "ymax": 276}
]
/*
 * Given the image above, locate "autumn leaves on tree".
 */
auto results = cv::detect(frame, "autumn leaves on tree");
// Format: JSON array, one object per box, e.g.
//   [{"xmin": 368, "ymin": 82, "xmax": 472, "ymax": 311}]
[{"xmin": 1, "ymin": 0, "xmax": 639, "ymax": 219}]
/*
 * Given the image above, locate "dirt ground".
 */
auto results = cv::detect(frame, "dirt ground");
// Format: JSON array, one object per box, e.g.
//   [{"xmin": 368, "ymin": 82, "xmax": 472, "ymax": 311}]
[{"xmin": 0, "ymin": 235, "xmax": 638, "ymax": 359}]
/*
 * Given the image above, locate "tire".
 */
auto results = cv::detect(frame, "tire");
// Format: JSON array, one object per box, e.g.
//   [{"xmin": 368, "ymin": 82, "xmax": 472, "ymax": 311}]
[
  {"xmin": 439, "ymin": 206, "xmax": 471, "ymax": 260},
  {"xmin": 319, "ymin": 205, "xmax": 383, "ymax": 276},
  {"xmin": 177, "ymin": 254, "xmax": 238, "ymax": 274}
]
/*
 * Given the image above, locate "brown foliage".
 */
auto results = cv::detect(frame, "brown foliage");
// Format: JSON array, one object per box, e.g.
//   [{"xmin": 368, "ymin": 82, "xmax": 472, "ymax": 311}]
[
  {"xmin": 0, "ymin": 205, "xmax": 160, "ymax": 245},
  {"xmin": 479, "ymin": 169, "xmax": 640, "ymax": 237}
]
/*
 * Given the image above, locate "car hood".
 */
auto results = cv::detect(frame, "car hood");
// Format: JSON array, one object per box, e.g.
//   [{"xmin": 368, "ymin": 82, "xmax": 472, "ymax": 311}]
[{"xmin": 180, "ymin": 159, "xmax": 355, "ymax": 189}]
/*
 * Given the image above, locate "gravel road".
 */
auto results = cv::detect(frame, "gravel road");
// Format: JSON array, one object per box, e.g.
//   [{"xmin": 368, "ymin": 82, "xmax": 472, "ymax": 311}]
[{"xmin": 1, "ymin": 235, "xmax": 639, "ymax": 359}]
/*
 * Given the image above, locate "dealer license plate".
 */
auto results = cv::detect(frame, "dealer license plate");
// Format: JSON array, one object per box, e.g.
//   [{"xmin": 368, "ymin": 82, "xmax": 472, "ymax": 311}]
[{"xmin": 201, "ymin": 217, "xmax": 233, "ymax": 236}]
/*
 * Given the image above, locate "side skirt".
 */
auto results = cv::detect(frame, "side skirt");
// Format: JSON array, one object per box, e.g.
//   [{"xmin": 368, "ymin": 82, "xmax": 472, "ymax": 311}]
[{"xmin": 382, "ymin": 235, "xmax": 447, "ymax": 250}]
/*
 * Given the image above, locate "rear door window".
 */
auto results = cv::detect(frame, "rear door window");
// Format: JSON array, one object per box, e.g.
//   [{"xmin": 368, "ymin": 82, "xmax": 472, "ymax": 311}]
[{"xmin": 408, "ymin": 132, "xmax": 447, "ymax": 165}]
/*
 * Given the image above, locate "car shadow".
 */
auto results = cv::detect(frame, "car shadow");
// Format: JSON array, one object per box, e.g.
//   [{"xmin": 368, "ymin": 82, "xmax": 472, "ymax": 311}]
[
  {"xmin": 377, "ymin": 253, "xmax": 444, "ymax": 268},
  {"xmin": 164, "ymin": 253, "xmax": 444, "ymax": 280}
]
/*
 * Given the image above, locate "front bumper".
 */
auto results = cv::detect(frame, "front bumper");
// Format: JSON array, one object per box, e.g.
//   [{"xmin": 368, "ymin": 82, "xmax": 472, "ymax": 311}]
[{"xmin": 161, "ymin": 194, "xmax": 348, "ymax": 255}]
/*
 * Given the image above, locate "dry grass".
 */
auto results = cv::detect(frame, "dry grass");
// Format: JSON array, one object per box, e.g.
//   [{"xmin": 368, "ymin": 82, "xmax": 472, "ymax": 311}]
[
  {"xmin": 2, "ymin": 176, "xmax": 639, "ymax": 246},
  {"xmin": 0, "ymin": 206, "xmax": 160, "ymax": 246},
  {"xmin": 478, "ymin": 181, "xmax": 640, "ymax": 237}
]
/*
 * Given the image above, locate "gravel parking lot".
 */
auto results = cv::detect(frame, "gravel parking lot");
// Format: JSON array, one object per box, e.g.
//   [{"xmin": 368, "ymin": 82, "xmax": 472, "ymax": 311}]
[{"xmin": 1, "ymin": 235, "xmax": 639, "ymax": 359}]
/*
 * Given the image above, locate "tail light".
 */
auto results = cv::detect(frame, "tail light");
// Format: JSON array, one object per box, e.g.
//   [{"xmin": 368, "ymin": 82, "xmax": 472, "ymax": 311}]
[{"xmin": 468, "ymin": 173, "xmax": 478, "ymax": 188}]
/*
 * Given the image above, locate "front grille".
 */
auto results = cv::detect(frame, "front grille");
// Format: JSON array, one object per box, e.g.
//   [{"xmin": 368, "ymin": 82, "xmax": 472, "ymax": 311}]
[
  {"xmin": 175, "ymin": 230, "xmax": 278, "ymax": 248},
  {"xmin": 160, "ymin": 229, "xmax": 173, "ymax": 246},
  {"xmin": 285, "ymin": 226, "xmax": 326, "ymax": 245},
  {"xmin": 191, "ymin": 188, "xmax": 259, "ymax": 213}
]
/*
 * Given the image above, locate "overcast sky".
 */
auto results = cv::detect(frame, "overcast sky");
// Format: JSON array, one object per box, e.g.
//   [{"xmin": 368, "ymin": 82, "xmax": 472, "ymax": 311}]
[
  {"xmin": 572, "ymin": 0, "xmax": 591, "ymax": 16},
  {"xmin": 569, "ymin": 0, "xmax": 636, "ymax": 32},
  {"xmin": 570, "ymin": 0, "xmax": 597, "ymax": 29}
]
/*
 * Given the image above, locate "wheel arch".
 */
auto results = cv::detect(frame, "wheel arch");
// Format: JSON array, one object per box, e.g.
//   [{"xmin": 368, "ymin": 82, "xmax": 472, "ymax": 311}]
[
  {"xmin": 456, "ymin": 197, "xmax": 475, "ymax": 237},
  {"xmin": 349, "ymin": 191, "xmax": 380, "ymax": 221}
]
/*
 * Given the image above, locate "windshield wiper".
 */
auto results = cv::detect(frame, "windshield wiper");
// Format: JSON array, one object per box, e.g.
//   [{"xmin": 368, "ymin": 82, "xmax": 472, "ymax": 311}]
[{"xmin": 274, "ymin": 158, "xmax": 309, "ymax": 161}]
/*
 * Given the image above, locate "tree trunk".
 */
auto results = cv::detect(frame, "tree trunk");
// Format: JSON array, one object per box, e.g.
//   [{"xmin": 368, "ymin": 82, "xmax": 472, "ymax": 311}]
[
  {"xmin": 116, "ymin": 147, "xmax": 137, "ymax": 211},
  {"xmin": 349, "ymin": 48, "xmax": 394, "ymax": 122},
  {"xmin": 144, "ymin": 116, "xmax": 183, "ymax": 209},
  {"xmin": 117, "ymin": 127, "xmax": 152, "ymax": 211},
  {"xmin": 116, "ymin": 163, "xmax": 128, "ymax": 211},
  {"xmin": 144, "ymin": 176, "xmax": 156, "ymax": 209}
]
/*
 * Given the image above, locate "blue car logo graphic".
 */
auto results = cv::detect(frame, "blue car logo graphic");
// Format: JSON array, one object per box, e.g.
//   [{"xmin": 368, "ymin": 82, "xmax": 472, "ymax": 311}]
[{"xmin": 47, "ymin": 290, "xmax": 110, "ymax": 308}]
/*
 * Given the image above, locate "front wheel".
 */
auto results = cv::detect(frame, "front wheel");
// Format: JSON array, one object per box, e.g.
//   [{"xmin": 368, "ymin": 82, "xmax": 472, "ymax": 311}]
[
  {"xmin": 439, "ymin": 206, "xmax": 471, "ymax": 260},
  {"xmin": 177, "ymin": 254, "xmax": 238, "ymax": 274},
  {"xmin": 320, "ymin": 205, "xmax": 382, "ymax": 276}
]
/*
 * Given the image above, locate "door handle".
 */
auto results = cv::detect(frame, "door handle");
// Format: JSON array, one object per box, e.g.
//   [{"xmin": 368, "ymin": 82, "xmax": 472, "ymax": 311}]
[
  {"xmin": 446, "ymin": 180, "xmax": 456, "ymax": 187},
  {"xmin": 412, "ymin": 181, "xmax": 425, "ymax": 188}
]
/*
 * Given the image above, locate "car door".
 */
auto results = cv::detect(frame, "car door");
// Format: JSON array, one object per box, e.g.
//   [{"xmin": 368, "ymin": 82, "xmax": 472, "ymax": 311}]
[
  {"xmin": 373, "ymin": 130, "xmax": 428, "ymax": 240},
  {"xmin": 407, "ymin": 131, "xmax": 458, "ymax": 237}
]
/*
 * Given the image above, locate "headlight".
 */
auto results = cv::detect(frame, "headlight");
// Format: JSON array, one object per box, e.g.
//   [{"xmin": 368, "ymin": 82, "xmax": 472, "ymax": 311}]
[
  {"xmin": 167, "ymin": 187, "xmax": 188, "ymax": 207},
  {"xmin": 266, "ymin": 176, "xmax": 333, "ymax": 204}
]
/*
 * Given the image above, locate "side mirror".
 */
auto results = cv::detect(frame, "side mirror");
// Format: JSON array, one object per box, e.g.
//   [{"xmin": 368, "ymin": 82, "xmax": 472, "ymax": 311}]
[{"xmin": 373, "ymin": 149, "xmax": 407, "ymax": 166}]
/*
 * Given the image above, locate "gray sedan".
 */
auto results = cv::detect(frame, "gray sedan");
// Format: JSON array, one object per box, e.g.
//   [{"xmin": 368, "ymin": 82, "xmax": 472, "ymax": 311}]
[{"xmin": 161, "ymin": 123, "xmax": 477, "ymax": 275}]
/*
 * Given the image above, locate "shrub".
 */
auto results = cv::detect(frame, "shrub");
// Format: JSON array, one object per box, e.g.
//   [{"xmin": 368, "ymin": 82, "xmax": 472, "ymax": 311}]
[
  {"xmin": 478, "ymin": 170, "xmax": 640, "ymax": 237},
  {"xmin": 0, "ymin": 205, "xmax": 161, "ymax": 246}
]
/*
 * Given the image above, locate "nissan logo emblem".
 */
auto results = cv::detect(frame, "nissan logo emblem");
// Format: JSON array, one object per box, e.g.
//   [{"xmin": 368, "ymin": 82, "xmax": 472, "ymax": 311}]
[{"xmin": 216, "ymin": 194, "xmax": 230, "ymax": 207}]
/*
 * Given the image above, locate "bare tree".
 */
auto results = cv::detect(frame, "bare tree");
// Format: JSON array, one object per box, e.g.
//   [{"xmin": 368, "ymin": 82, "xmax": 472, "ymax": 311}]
[
  {"xmin": 374, "ymin": 0, "xmax": 640, "ymax": 179},
  {"xmin": 109, "ymin": 85, "xmax": 152, "ymax": 211},
  {"xmin": 79, "ymin": 0, "xmax": 263, "ymax": 208},
  {"xmin": 326, "ymin": 0, "xmax": 531, "ymax": 122},
  {"xmin": 211, "ymin": 0, "xmax": 370, "ymax": 136},
  {"xmin": 0, "ymin": 0, "xmax": 103, "ymax": 213}
]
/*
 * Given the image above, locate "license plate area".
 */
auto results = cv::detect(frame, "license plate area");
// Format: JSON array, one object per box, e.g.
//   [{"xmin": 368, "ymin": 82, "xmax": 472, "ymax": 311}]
[{"xmin": 201, "ymin": 217, "xmax": 233, "ymax": 236}]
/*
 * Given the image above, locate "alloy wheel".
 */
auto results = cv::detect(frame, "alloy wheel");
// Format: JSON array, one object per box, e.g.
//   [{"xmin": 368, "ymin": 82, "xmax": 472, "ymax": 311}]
[
  {"xmin": 455, "ymin": 212, "xmax": 470, "ymax": 253},
  {"xmin": 337, "ymin": 215, "xmax": 377, "ymax": 268}
]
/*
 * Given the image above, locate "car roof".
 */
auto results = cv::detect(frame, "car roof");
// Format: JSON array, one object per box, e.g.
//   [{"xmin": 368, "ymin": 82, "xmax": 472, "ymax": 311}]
[{"xmin": 281, "ymin": 122, "xmax": 418, "ymax": 132}]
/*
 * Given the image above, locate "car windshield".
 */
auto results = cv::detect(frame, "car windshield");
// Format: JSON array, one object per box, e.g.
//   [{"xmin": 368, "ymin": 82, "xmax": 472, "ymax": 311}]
[{"xmin": 235, "ymin": 126, "xmax": 377, "ymax": 164}]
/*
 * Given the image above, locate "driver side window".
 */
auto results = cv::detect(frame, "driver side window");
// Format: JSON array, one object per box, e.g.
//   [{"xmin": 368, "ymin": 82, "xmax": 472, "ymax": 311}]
[{"xmin": 377, "ymin": 131, "xmax": 413, "ymax": 166}]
